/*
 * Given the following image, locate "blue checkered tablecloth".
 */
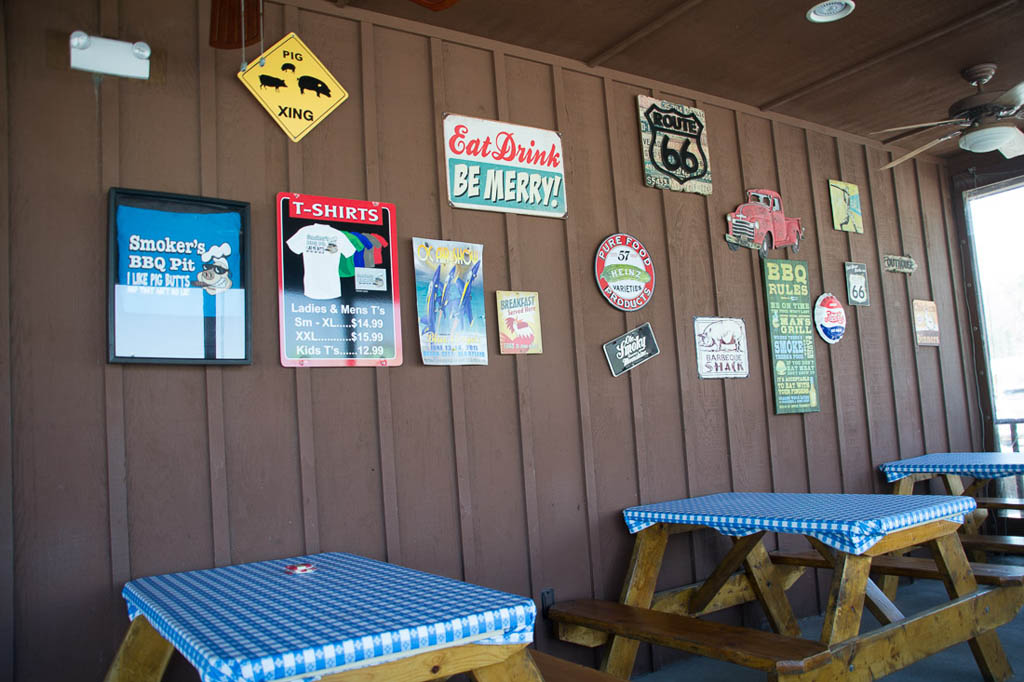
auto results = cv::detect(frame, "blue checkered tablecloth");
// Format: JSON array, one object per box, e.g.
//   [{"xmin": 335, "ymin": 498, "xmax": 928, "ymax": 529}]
[
  {"xmin": 623, "ymin": 492, "xmax": 975, "ymax": 555},
  {"xmin": 122, "ymin": 552, "xmax": 535, "ymax": 682},
  {"xmin": 880, "ymin": 452, "xmax": 1024, "ymax": 483}
]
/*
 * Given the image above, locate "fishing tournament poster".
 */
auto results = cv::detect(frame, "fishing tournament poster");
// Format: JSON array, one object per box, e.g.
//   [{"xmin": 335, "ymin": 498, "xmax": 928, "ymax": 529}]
[
  {"xmin": 277, "ymin": 193, "xmax": 402, "ymax": 367},
  {"xmin": 108, "ymin": 188, "xmax": 250, "ymax": 364},
  {"xmin": 413, "ymin": 238, "xmax": 487, "ymax": 365}
]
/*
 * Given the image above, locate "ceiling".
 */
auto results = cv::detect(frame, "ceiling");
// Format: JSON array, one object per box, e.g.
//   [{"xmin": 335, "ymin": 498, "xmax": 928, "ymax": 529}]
[{"xmin": 343, "ymin": 0, "xmax": 1024, "ymax": 164}]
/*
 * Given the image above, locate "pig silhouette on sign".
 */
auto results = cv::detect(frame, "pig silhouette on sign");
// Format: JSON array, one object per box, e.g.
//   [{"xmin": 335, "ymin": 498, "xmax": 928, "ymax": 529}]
[
  {"xmin": 298, "ymin": 75, "xmax": 331, "ymax": 97},
  {"xmin": 259, "ymin": 75, "xmax": 287, "ymax": 91},
  {"xmin": 697, "ymin": 319, "xmax": 743, "ymax": 352}
]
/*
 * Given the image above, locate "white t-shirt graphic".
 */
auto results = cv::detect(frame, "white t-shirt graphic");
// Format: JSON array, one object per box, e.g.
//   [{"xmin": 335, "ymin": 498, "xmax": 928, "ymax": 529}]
[{"xmin": 286, "ymin": 224, "xmax": 356, "ymax": 299}]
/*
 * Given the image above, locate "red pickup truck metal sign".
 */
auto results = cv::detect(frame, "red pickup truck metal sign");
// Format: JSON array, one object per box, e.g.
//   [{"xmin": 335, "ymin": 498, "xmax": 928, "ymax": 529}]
[{"xmin": 725, "ymin": 189, "xmax": 805, "ymax": 258}]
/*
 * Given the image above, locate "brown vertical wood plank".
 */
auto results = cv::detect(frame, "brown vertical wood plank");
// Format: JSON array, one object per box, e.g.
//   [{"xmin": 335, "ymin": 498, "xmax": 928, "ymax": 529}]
[
  {"xmin": 283, "ymin": 5, "xmax": 320, "ymax": 557},
  {"xmin": 866, "ymin": 148, "xmax": 923, "ymax": 460},
  {"xmin": 938, "ymin": 169, "xmax": 981, "ymax": 451},
  {"xmin": 0, "ymin": 5, "xmax": 11, "ymax": 677},
  {"xmin": 493, "ymin": 50, "xmax": 543, "ymax": 603},
  {"xmin": 197, "ymin": 0, "xmax": 232, "ymax": 570},
  {"xmin": 361, "ymin": 20, "xmax": 402, "ymax": 564},
  {"xmin": 430, "ymin": 36, "xmax": 476, "ymax": 582},
  {"xmin": 100, "ymin": 0, "xmax": 130, "ymax": 591},
  {"xmin": 552, "ymin": 65, "xmax": 603, "ymax": 599}
]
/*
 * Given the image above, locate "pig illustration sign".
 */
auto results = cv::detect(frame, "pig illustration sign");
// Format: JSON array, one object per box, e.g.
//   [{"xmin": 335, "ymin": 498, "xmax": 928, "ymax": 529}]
[
  {"xmin": 637, "ymin": 95, "xmax": 712, "ymax": 195},
  {"xmin": 694, "ymin": 317, "xmax": 748, "ymax": 378},
  {"xmin": 237, "ymin": 32, "xmax": 349, "ymax": 142},
  {"xmin": 443, "ymin": 114, "xmax": 567, "ymax": 219}
]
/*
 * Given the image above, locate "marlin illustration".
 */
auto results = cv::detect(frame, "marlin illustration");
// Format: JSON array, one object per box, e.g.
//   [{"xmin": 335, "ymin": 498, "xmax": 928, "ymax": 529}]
[
  {"xmin": 419, "ymin": 265, "xmax": 443, "ymax": 334},
  {"xmin": 439, "ymin": 264, "xmax": 460, "ymax": 321},
  {"xmin": 456, "ymin": 260, "xmax": 481, "ymax": 329}
]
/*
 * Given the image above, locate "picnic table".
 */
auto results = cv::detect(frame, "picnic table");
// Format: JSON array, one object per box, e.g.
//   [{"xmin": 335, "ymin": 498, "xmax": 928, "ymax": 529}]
[
  {"xmin": 549, "ymin": 492, "xmax": 1024, "ymax": 681},
  {"xmin": 881, "ymin": 452, "xmax": 1024, "ymax": 555},
  {"xmin": 103, "ymin": 552, "xmax": 543, "ymax": 682}
]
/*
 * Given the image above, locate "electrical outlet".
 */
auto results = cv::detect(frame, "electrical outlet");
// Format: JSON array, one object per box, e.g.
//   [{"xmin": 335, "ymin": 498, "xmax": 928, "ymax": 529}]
[{"xmin": 540, "ymin": 588, "xmax": 555, "ymax": 615}]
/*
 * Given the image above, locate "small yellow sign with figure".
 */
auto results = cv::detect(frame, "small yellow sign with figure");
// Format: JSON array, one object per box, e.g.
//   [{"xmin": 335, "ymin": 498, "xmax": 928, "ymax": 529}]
[{"xmin": 237, "ymin": 32, "xmax": 348, "ymax": 143}]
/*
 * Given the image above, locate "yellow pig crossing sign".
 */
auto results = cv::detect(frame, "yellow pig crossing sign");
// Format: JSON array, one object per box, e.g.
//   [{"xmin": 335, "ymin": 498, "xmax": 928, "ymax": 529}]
[{"xmin": 238, "ymin": 33, "xmax": 348, "ymax": 143}]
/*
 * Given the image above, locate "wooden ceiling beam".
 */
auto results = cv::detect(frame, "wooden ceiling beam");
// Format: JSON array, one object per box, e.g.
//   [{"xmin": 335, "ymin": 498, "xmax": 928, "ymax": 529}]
[
  {"xmin": 759, "ymin": 0, "xmax": 1020, "ymax": 112},
  {"xmin": 586, "ymin": 0, "xmax": 706, "ymax": 68}
]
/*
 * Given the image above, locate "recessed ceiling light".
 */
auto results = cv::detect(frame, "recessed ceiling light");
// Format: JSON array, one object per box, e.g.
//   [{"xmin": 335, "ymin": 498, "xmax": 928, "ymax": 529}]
[{"xmin": 806, "ymin": 0, "xmax": 856, "ymax": 23}]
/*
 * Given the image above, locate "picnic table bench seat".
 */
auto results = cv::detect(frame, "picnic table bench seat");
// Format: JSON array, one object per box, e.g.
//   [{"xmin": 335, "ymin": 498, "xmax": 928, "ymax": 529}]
[
  {"xmin": 959, "ymin": 533, "xmax": 1024, "ymax": 555},
  {"xmin": 769, "ymin": 549, "xmax": 1024, "ymax": 586},
  {"xmin": 974, "ymin": 497, "xmax": 1024, "ymax": 511},
  {"xmin": 529, "ymin": 650, "xmax": 622, "ymax": 681},
  {"xmin": 548, "ymin": 599, "xmax": 832, "ymax": 675}
]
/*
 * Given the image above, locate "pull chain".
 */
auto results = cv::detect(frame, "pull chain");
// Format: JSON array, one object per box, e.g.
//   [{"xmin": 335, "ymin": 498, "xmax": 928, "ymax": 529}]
[{"xmin": 240, "ymin": 0, "xmax": 247, "ymax": 71}]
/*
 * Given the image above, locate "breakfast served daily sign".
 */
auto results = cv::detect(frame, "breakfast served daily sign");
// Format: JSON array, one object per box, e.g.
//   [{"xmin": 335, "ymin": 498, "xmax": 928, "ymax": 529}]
[{"xmin": 443, "ymin": 114, "xmax": 567, "ymax": 219}]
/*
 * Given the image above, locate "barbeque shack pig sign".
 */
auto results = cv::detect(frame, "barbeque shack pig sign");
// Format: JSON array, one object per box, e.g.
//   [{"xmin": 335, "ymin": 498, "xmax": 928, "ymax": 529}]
[
  {"xmin": 694, "ymin": 317, "xmax": 749, "ymax": 378},
  {"xmin": 443, "ymin": 114, "xmax": 567, "ymax": 219}
]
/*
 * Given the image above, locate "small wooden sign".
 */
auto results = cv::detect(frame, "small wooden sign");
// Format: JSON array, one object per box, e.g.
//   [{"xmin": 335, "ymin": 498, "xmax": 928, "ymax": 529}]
[{"xmin": 883, "ymin": 254, "xmax": 917, "ymax": 274}]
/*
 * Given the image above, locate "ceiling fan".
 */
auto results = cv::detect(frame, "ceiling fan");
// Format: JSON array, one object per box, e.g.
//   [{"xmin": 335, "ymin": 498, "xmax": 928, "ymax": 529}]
[{"xmin": 872, "ymin": 63, "xmax": 1024, "ymax": 170}]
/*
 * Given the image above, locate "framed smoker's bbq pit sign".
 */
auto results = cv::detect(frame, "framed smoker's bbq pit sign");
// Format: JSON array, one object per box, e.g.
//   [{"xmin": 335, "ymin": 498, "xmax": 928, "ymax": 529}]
[
  {"xmin": 108, "ymin": 188, "xmax": 251, "ymax": 364},
  {"xmin": 443, "ymin": 114, "xmax": 567, "ymax": 219},
  {"xmin": 277, "ymin": 193, "xmax": 401, "ymax": 367}
]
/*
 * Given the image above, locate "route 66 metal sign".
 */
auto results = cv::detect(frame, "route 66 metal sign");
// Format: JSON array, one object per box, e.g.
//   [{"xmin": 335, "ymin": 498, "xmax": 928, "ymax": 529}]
[{"xmin": 637, "ymin": 95, "xmax": 712, "ymax": 196}]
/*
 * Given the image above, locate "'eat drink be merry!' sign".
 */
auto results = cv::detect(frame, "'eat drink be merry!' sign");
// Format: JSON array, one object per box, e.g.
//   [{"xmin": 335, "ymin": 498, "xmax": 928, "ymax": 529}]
[{"xmin": 443, "ymin": 114, "xmax": 567, "ymax": 219}]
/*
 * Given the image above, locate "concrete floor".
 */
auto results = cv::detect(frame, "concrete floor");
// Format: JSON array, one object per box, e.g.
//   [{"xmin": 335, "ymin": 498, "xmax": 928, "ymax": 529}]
[{"xmin": 637, "ymin": 558, "xmax": 1024, "ymax": 681}]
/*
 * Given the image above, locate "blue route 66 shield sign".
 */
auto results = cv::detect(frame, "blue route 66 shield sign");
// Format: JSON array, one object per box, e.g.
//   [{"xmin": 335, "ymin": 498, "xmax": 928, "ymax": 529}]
[{"xmin": 638, "ymin": 95, "xmax": 712, "ymax": 196}]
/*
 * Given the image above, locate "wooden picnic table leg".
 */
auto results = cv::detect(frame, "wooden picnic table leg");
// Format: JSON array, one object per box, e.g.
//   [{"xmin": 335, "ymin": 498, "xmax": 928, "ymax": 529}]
[
  {"xmin": 882, "ymin": 476, "xmax": 918, "ymax": 600},
  {"xmin": 820, "ymin": 551, "xmax": 871, "ymax": 646},
  {"xmin": 741, "ymin": 537, "xmax": 801, "ymax": 637},
  {"xmin": 103, "ymin": 616, "xmax": 174, "ymax": 682},
  {"xmin": 601, "ymin": 523, "xmax": 669, "ymax": 679},
  {"xmin": 807, "ymin": 538, "xmax": 903, "ymax": 627},
  {"xmin": 470, "ymin": 647, "xmax": 545, "ymax": 682},
  {"xmin": 927, "ymin": 532, "xmax": 1013, "ymax": 681}
]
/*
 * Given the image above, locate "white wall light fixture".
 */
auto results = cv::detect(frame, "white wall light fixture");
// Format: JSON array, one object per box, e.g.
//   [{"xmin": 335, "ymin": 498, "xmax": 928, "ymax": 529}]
[{"xmin": 69, "ymin": 30, "xmax": 151, "ymax": 80}]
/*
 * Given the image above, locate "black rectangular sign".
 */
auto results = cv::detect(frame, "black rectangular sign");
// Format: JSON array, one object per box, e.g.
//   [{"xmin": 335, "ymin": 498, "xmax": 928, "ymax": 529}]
[{"xmin": 603, "ymin": 322, "xmax": 660, "ymax": 377}]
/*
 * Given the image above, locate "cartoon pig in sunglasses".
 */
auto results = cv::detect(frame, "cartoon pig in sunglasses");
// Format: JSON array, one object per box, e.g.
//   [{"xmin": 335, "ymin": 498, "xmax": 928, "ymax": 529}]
[{"xmin": 191, "ymin": 243, "xmax": 233, "ymax": 294}]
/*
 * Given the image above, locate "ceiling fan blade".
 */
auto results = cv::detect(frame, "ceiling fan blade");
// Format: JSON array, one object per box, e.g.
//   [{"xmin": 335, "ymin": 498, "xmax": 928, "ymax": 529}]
[
  {"xmin": 993, "ymin": 80, "xmax": 1024, "ymax": 109},
  {"xmin": 879, "ymin": 132, "xmax": 961, "ymax": 171},
  {"xmin": 998, "ymin": 127, "xmax": 1024, "ymax": 159},
  {"xmin": 869, "ymin": 119, "xmax": 965, "ymax": 135}
]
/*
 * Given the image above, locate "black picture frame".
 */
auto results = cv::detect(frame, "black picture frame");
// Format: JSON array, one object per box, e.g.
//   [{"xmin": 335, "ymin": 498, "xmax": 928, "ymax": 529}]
[{"xmin": 108, "ymin": 187, "xmax": 252, "ymax": 364}]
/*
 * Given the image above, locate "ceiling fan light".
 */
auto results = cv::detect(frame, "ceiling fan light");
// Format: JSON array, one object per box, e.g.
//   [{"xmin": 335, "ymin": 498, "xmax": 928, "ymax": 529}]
[
  {"xmin": 806, "ymin": 1, "xmax": 856, "ymax": 23},
  {"xmin": 959, "ymin": 123, "xmax": 1018, "ymax": 153}
]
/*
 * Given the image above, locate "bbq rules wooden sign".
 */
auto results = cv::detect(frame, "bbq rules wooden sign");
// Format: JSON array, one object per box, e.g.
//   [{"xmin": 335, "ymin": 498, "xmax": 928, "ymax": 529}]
[{"xmin": 637, "ymin": 95, "xmax": 712, "ymax": 196}]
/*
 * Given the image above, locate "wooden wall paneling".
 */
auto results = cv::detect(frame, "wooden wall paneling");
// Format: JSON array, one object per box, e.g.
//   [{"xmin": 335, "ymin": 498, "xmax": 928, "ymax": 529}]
[
  {"xmin": 375, "ymin": 27, "xmax": 461, "ymax": 578},
  {"xmin": 198, "ymin": 0, "xmax": 232, "ymax": 569},
  {"xmin": 215, "ymin": 3, "xmax": 306, "ymax": 565},
  {"xmin": 552, "ymin": 65, "xmax": 602, "ymax": 605},
  {"xmin": 938, "ymin": 168, "xmax": 982, "ymax": 451},
  {"xmin": 439, "ymin": 41, "xmax": 529, "ymax": 594},
  {"xmin": 8, "ymin": 1, "xmax": 120, "ymax": 677},
  {"xmin": 295, "ymin": 11, "xmax": 387, "ymax": 561},
  {"xmin": 864, "ymin": 148, "xmax": 923, "ymax": 460},
  {"xmin": 806, "ymin": 132, "xmax": 872, "ymax": 494},
  {"xmin": 837, "ymin": 140, "xmax": 900, "ymax": 481},
  {"xmin": 361, "ymin": 20, "xmax": 401, "ymax": 563},
  {"xmin": 916, "ymin": 161, "xmax": 970, "ymax": 452},
  {"xmin": 495, "ymin": 52, "xmax": 548, "ymax": 609},
  {"xmin": 893, "ymin": 161, "xmax": 947, "ymax": 455},
  {"xmin": 429, "ymin": 36, "xmax": 478, "ymax": 582},
  {"xmin": 731, "ymin": 112, "xmax": 778, "ymax": 496},
  {"xmin": 767, "ymin": 121, "xmax": 821, "ymax": 616},
  {"xmin": 117, "ymin": 0, "xmax": 217, "ymax": 584},
  {"xmin": 692, "ymin": 102, "xmax": 744, "ymax": 585},
  {"xmin": 0, "ymin": 2, "xmax": 12, "ymax": 679},
  {"xmin": 557, "ymin": 72, "xmax": 634, "ymax": 601}
]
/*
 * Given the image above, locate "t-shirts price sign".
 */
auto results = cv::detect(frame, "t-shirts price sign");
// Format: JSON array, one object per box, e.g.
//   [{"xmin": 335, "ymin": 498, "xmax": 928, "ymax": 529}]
[
  {"xmin": 763, "ymin": 258, "xmax": 819, "ymax": 414},
  {"xmin": 277, "ymin": 193, "xmax": 401, "ymax": 367}
]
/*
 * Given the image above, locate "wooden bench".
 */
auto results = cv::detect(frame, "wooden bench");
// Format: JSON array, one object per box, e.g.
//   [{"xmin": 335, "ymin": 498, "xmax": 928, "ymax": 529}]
[
  {"xmin": 548, "ymin": 599, "xmax": 832, "ymax": 676},
  {"xmin": 959, "ymin": 533, "xmax": 1024, "ymax": 555},
  {"xmin": 529, "ymin": 650, "xmax": 621, "ymax": 681},
  {"xmin": 770, "ymin": 550, "xmax": 1024, "ymax": 585},
  {"xmin": 975, "ymin": 497, "xmax": 1024, "ymax": 511}
]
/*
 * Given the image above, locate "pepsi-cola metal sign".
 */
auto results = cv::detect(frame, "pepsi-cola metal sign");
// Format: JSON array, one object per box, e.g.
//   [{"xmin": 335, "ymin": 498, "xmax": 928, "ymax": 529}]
[
  {"xmin": 814, "ymin": 293, "xmax": 847, "ymax": 344},
  {"xmin": 595, "ymin": 233, "xmax": 655, "ymax": 311}
]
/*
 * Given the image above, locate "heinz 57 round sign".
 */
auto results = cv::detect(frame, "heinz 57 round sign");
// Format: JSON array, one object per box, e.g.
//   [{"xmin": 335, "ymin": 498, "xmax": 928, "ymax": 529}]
[
  {"xmin": 595, "ymin": 233, "xmax": 655, "ymax": 311},
  {"xmin": 814, "ymin": 292, "xmax": 847, "ymax": 344}
]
